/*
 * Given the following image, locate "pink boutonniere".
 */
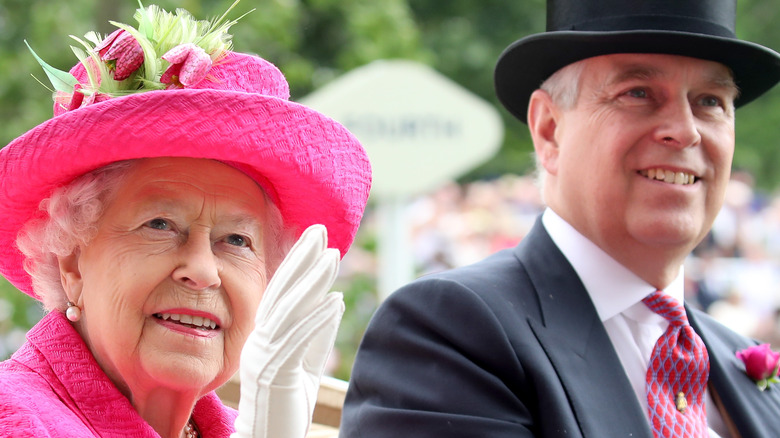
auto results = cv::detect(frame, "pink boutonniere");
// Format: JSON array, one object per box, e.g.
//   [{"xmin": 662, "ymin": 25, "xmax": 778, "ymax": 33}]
[{"xmin": 736, "ymin": 344, "xmax": 780, "ymax": 391}]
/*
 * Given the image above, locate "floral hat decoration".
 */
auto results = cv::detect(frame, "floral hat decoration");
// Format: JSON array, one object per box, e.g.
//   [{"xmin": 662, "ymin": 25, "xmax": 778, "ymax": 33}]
[
  {"xmin": 0, "ymin": 1, "xmax": 372, "ymax": 298},
  {"xmin": 29, "ymin": 1, "xmax": 251, "ymax": 114}
]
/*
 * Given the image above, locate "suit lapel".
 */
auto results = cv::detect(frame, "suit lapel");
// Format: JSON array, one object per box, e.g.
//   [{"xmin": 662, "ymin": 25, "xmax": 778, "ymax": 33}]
[
  {"xmin": 516, "ymin": 222, "xmax": 653, "ymax": 438},
  {"xmin": 688, "ymin": 308, "xmax": 780, "ymax": 437}
]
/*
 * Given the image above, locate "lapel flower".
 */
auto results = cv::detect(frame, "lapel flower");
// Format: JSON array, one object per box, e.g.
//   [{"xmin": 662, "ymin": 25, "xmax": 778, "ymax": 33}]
[{"xmin": 736, "ymin": 343, "xmax": 780, "ymax": 391}]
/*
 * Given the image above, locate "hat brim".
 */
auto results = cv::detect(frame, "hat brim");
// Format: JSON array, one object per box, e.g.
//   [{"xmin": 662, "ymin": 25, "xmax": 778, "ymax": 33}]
[
  {"xmin": 495, "ymin": 30, "xmax": 780, "ymax": 123},
  {"xmin": 0, "ymin": 88, "xmax": 371, "ymax": 297}
]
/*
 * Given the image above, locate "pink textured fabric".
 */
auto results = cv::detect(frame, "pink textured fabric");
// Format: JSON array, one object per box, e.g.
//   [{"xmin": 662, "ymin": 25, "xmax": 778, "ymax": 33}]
[
  {"xmin": 0, "ymin": 50, "xmax": 371, "ymax": 299},
  {"xmin": 643, "ymin": 291, "xmax": 709, "ymax": 438},
  {"xmin": 0, "ymin": 312, "xmax": 238, "ymax": 437}
]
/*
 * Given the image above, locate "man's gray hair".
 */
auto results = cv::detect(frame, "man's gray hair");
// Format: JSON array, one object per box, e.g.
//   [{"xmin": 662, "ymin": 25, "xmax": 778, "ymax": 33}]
[
  {"xmin": 532, "ymin": 59, "xmax": 587, "ymax": 194},
  {"xmin": 540, "ymin": 60, "xmax": 586, "ymax": 112}
]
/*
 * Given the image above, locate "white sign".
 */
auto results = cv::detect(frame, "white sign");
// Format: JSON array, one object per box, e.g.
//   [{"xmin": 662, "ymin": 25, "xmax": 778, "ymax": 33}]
[
  {"xmin": 301, "ymin": 59, "xmax": 504, "ymax": 198},
  {"xmin": 301, "ymin": 60, "xmax": 505, "ymax": 299}
]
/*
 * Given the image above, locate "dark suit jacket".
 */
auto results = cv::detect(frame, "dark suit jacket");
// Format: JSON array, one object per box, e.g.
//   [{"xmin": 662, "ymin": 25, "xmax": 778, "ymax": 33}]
[{"xmin": 342, "ymin": 218, "xmax": 780, "ymax": 437}]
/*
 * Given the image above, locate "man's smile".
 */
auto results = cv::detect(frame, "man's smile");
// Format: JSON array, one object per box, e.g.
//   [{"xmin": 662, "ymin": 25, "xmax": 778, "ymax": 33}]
[{"xmin": 639, "ymin": 168, "xmax": 698, "ymax": 185}]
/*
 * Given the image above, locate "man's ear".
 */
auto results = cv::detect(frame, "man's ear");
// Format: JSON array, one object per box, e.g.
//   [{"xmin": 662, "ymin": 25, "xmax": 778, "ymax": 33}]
[
  {"xmin": 58, "ymin": 249, "xmax": 83, "ymax": 304},
  {"xmin": 527, "ymin": 89, "xmax": 561, "ymax": 176}
]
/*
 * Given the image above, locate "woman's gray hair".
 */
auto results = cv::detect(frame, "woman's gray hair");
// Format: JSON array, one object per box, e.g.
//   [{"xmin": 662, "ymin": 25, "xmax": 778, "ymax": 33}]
[{"xmin": 16, "ymin": 159, "xmax": 295, "ymax": 312}]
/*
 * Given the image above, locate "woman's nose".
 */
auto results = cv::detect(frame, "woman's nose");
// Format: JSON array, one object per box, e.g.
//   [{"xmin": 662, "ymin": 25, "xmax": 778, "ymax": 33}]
[{"xmin": 172, "ymin": 232, "xmax": 222, "ymax": 290}]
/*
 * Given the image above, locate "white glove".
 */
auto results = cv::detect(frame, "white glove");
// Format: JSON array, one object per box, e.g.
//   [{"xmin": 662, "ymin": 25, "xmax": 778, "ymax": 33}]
[{"xmin": 231, "ymin": 224, "xmax": 344, "ymax": 438}]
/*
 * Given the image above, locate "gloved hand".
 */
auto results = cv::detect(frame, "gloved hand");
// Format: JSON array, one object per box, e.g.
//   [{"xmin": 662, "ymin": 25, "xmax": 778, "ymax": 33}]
[{"xmin": 231, "ymin": 224, "xmax": 344, "ymax": 438}]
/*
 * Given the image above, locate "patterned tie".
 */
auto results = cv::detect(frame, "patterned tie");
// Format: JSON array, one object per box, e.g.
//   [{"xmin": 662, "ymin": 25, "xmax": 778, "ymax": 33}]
[{"xmin": 643, "ymin": 291, "xmax": 709, "ymax": 437}]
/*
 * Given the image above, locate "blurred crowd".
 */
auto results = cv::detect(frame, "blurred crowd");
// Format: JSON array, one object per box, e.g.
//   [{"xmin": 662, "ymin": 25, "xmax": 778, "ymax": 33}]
[
  {"xmin": 4, "ymin": 170, "xmax": 780, "ymax": 365},
  {"xmin": 398, "ymin": 171, "xmax": 780, "ymax": 349}
]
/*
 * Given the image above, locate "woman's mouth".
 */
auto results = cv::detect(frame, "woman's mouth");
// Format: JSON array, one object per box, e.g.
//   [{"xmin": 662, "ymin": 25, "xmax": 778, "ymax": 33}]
[{"xmin": 153, "ymin": 313, "xmax": 220, "ymax": 331}]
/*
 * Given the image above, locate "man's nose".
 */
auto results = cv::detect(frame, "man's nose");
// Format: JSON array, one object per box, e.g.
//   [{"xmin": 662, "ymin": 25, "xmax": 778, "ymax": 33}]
[{"xmin": 653, "ymin": 98, "xmax": 702, "ymax": 148}]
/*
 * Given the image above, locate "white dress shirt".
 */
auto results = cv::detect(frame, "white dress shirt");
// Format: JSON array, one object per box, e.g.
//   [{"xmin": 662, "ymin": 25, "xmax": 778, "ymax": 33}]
[{"xmin": 542, "ymin": 209, "xmax": 730, "ymax": 438}]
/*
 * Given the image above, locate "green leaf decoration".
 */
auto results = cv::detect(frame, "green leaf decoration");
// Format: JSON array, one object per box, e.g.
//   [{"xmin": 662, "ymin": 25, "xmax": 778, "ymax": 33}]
[
  {"xmin": 24, "ymin": 40, "xmax": 79, "ymax": 93},
  {"xmin": 26, "ymin": 1, "xmax": 248, "ymax": 104},
  {"xmin": 68, "ymin": 35, "xmax": 103, "ymax": 91},
  {"xmin": 111, "ymin": 21, "xmax": 160, "ymax": 83},
  {"xmin": 83, "ymin": 31, "xmax": 102, "ymax": 47},
  {"xmin": 136, "ymin": 0, "xmax": 155, "ymax": 40}
]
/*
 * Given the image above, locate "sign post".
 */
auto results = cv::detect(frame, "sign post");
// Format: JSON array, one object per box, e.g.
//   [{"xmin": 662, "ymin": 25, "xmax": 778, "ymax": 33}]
[{"xmin": 301, "ymin": 60, "xmax": 503, "ymax": 299}]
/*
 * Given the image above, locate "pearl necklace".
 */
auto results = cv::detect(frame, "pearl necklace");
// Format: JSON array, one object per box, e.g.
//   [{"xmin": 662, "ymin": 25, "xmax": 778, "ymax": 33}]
[{"xmin": 183, "ymin": 419, "xmax": 199, "ymax": 438}]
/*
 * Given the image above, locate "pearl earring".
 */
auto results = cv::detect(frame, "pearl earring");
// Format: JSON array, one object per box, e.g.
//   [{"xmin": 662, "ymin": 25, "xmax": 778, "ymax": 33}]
[{"xmin": 66, "ymin": 301, "xmax": 82, "ymax": 322}]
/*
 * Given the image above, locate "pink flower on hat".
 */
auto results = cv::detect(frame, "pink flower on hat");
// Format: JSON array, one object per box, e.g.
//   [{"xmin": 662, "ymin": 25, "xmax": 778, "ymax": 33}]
[
  {"xmin": 736, "ymin": 344, "xmax": 780, "ymax": 391},
  {"xmin": 54, "ymin": 83, "xmax": 110, "ymax": 114},
  {"xmin": 30, "ymin": 4, "xmax": 235, "ymax": 102},
  {"xmin": 161, "ymin": 43, "xmax": 212, "ymax": 88},
  {"xmin": 95, "ymin": 29, "xmax": 144, "ymax": 81},
  {"xmin": 65, "ymin": 84, "xmax": 85, "ymax": 111}
]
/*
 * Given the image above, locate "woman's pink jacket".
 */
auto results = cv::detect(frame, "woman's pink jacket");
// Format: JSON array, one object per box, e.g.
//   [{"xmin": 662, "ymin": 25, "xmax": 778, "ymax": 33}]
[{"xmin": 0, "ymin": 311, "xmax": 238, "ymax": 437}]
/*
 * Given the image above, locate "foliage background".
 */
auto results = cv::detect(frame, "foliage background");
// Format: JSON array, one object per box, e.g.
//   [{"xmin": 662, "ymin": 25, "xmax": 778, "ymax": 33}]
[{"xmin": 1, "ymin": 0, "xmax": 779, "ymax": 378}]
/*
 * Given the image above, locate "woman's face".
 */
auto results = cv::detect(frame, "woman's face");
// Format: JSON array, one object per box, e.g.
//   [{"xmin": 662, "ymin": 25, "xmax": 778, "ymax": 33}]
[{"xmin": 60, "ymin": 157, "xmax": 270, "ymax": 397}]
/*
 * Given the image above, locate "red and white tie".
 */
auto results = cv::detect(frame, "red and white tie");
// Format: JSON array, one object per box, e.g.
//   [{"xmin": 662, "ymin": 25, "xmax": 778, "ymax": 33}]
[{"xmin": 643, "ymin": 291, "xmax": 709, "ymax": 437}]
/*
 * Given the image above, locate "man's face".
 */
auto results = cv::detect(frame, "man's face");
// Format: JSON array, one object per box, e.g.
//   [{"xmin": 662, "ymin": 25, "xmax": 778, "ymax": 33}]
[{"xmin": 536, "ymin": 53, "xmax": 737, "ymax": 284}]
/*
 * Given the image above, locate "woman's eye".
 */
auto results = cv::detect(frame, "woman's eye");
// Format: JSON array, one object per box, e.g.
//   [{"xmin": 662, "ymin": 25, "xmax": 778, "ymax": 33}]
[
  {"xmin": 145, "ymin": 218, "xmax": 171, "ymax": 230},
  {"xmin": 225, "ymin": 234, "xmax": 249, "ymax": 247},
  {"xmin": 625, "ymin": 88, "xmax": 648, "ymax": 99}
]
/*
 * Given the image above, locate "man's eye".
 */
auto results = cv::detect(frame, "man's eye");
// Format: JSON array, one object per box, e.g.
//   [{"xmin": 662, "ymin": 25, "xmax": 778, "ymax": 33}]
[
  {"xmin": 225, "ymin": 234, "xmax": 249, "ymax": 247},
  {"xmin": 145, "ymin": 218, "xmax": 170, "ymax": 230},
  {"xmin": 700, "ymin": 96, "xmax": 722, "ymax": 107}
]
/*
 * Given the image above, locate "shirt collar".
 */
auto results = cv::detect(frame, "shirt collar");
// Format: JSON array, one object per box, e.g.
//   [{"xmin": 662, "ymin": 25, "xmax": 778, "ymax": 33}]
[{"xmin": 541, "ymin": 208, "xmax": 685, "ymax": 321}]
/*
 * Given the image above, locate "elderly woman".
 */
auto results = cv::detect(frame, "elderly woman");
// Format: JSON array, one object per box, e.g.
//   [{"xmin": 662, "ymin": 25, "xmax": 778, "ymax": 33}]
[{"xmin": 0, "ymin": 4, "xmax": 370, "ymax": 438}]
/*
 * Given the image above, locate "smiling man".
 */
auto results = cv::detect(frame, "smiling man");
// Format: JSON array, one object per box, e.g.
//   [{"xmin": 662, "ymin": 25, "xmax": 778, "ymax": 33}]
[
  {"xmin": 342, "ymin": 1, "xmax": 780, "ymax": 437},
  {"xmin": 532, "ymin": 54, "xmax": 738, "ymax": 288}
]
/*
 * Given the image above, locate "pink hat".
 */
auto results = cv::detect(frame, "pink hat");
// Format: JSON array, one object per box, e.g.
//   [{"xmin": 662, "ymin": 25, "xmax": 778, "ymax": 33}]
[{"xmin": 0, "ymin": 5, "xmax": 371, "ymax": 297}]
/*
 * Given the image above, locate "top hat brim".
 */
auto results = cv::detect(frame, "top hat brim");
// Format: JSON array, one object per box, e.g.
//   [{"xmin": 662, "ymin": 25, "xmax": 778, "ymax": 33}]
[{"xmin": 495, "ymin": 30, "xmax": 780, "ymax": 123}]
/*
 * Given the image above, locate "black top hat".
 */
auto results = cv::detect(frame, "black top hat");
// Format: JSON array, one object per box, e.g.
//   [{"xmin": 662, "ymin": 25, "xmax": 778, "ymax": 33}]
[{"xmin": 495, "ymin": 0, "xmax": 780, "ymax": 123}]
